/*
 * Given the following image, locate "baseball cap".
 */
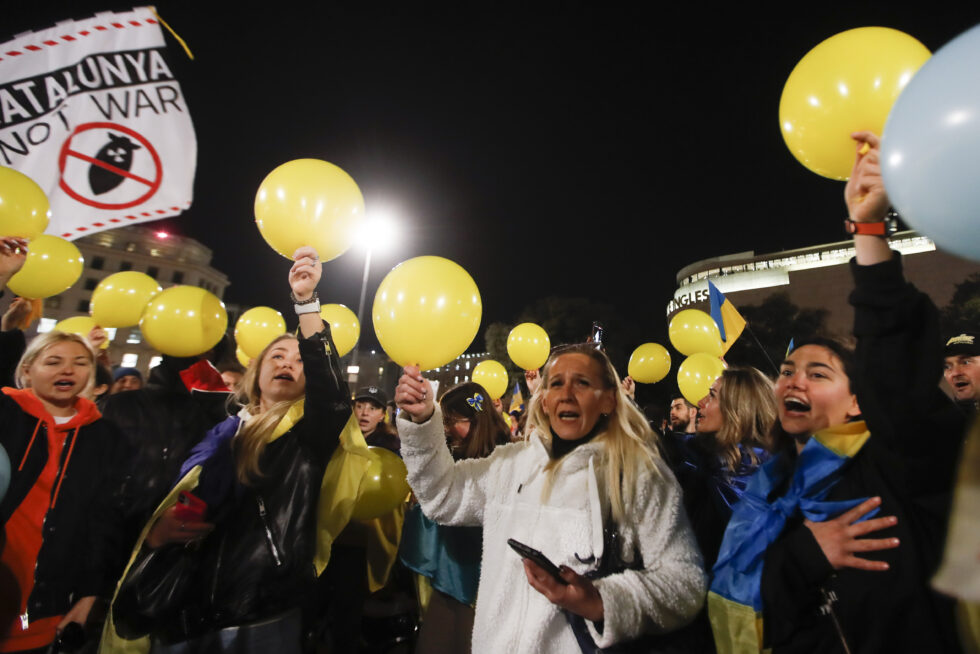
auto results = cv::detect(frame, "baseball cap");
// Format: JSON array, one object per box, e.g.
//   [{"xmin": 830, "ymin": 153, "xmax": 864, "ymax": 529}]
[
  {"xmin": 945, "ymin": 332, "xmax": 980, "ymax": 358},
  {"xmin": 354, "ymin": 386, "xmax": 388, "ymax": 408}
]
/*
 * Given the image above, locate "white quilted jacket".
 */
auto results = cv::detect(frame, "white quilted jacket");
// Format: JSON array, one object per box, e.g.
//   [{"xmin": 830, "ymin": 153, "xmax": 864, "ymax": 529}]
[{"xmin": 398, "ymin": 407, "xmax": 707, "ymax": 654}]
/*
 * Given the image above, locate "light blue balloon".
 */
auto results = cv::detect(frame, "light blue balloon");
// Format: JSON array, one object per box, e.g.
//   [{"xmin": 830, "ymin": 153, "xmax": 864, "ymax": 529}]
[
  {"xmin": 0, "ymin": 443, "xmax": 9, "ymax": 503},
  {"xmin": 882, "ymin": 23, "xmax": 980, "ymax": 262}
]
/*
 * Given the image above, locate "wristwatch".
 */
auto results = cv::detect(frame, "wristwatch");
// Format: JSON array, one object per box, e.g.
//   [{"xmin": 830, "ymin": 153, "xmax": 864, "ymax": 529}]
[
  {"xmin": 290, "ymin": 290, "xmax": 320, "ymax": 315},
  {"xmin": 844, "ymin": 212, "xmax": 899, "ymax": 237}
]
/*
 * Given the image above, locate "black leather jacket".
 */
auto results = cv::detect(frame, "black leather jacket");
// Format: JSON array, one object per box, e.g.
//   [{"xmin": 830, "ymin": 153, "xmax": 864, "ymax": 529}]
[{"xmin": 117, "ymin": 327, "xmax": 350, "ymax": 642}]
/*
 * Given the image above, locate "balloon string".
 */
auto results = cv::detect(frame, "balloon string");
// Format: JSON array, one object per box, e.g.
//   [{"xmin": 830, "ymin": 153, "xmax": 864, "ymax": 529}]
[{"xmin": 149, "ymin": 6, "xmax": 195, "ymax": 60}]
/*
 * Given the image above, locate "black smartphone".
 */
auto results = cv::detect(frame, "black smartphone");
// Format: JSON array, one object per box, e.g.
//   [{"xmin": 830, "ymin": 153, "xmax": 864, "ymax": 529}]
[{"xmin": 507, "ymin": 538, "xmax": 568, "ymax": 585}]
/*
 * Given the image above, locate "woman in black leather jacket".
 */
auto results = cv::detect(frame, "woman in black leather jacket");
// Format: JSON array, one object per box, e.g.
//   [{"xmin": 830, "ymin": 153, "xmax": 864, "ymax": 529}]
[{"xmin": 107, "ymin": 246, "xmax": 355, "ymax": 653}]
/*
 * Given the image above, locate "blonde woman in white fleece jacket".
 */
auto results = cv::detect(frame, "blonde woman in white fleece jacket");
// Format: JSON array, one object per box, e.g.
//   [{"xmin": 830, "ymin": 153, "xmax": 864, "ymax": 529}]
[{"xmin": 395, "ymin": 343, "xmax": 706, "ymax": 653}]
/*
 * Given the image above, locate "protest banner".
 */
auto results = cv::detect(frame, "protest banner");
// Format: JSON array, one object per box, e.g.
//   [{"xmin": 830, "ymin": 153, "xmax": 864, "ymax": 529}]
[{"xmin": 0, "ymin": 7, "xmax": 196, "ymax": 239}]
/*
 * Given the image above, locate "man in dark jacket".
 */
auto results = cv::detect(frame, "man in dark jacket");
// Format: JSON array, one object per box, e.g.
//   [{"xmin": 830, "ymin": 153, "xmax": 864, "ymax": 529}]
[{"xmin": 101, "ymin": 347, "xmax": 232, "ymax": 541}]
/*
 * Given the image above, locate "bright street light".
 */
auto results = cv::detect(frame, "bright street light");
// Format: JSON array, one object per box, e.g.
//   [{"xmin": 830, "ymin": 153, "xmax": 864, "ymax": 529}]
[
  {"xmin": 349, "ymin": 206, "xmax": 402, "ymax": 383},
  {"xmin": 354, "ymin": 208, "xmax": 401, "ymax": 254}
]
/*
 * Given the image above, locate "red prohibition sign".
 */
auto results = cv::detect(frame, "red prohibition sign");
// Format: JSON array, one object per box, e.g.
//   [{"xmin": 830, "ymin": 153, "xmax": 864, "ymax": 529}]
[{"xmin": 58, "ymin": 122, "xmax": 163, "ymax": 210}]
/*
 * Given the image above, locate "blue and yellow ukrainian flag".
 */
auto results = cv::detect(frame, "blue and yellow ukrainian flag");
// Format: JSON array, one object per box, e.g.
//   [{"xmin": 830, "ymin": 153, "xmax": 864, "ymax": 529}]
[
  {"xmin": 510, "ymin": 382, "xmax": 525, "ymax": 413},
  {"xmin": 708, "ymin": 421, "xmax": 873, "ymax": 654},
  {"xmin": 708, "ymin": 280, "xmax": 747, "ymax": 354}
]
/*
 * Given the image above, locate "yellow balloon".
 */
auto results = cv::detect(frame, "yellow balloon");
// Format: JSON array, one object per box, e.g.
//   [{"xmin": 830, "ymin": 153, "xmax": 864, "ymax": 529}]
[
  {"xmin": 506, "ymin": 322, "xmax": 551, "ymax": 370},
  {"xmin": 668, "ymin": 309, "xmax": 723, "ymax": 357},
  {"xmin": 319, "ymin": 303, "xmax": 360, "ymax": 358},
  {"xmin": 235, "ymin": 306, "xmax": 287, "ymax": 359},
  {"xmin": 6, "ymin": 235, "xmax": 83, "ymax": 299},
  {"xmin": 472, "ymin": 360, "xmax": 509, "ymax": 400},
  {"xmin": 780, "ymin": 27, "xmax": 930, "ymax": 180},
  {"xmin": 628, "ymin": 343, "xmax": 671, "ymax": 384},
  {"xmin": 254, "ymin": 159, "xmax": 365, "ymax": 261},
  {"xmin": 54, "ymin": 316, "xmax": 108, "ymax": 349},
  {"xmin": 90, "ymin": 272, "xmax": 162, "ymax": 328},
  {"xmin": 677, "ymin": 353, "xmax": 726, "ymax": 407},
  {"xmin": 140, "ymin": 286, "xmax": 228, "ymax": 357},
  {"xmin": 236, "ymin": 346, "xmax": 252, "ymax": 368},
  {"xmin": 351, "ymin": 446, "xmax": 410, "ymax": 521},
  {"xmin": 372, "ymin": 256, "xmax": 482, "ymax": 371},
  {"xmin": 0, "ymin": 167, "xmax": 50, "ymax": 240}
]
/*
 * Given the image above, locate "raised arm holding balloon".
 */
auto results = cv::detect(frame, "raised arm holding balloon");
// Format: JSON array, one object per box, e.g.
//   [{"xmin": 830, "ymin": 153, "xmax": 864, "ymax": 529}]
[
  {"xmin": 396, "ymin": 344, "xmax": 705, "ymax": 653},
  {"xmin": 399, "ymin": 378, "xmax": 511, "ymax": 653},
  {"xmin": 1, "ymin": 297, "xmax": 31, "ymax": 333},
  {"xmin": 0, "ymin": 236, "xmax": 28, "ymax": 290},
  {"xmin": 106, "ymin": 245, "xmax": 368, "ymax": 653},
  {"xmin": 709, "ymin": 133, "xmax": 967, "ymax": 654},
  {"xmin": 525, "ymin": 368, "xmax": 542, "ymax": 395},
  {"xmin": 0, "ymin": 239, "xmax": 30, "ymax": 388},
  {"xmin": 844, "ymin": 131, "xmax": 893, "ymax": 266}
]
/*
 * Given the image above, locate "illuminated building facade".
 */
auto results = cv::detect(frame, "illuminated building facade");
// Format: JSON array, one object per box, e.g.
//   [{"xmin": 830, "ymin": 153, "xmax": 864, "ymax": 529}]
[
  {"xmin": 422, "ymin": 352, "xmax": 493, "ymax": 399},
  {"xmin": 669, "ymin": 231, "xmax": 980, "ymax": 336}
]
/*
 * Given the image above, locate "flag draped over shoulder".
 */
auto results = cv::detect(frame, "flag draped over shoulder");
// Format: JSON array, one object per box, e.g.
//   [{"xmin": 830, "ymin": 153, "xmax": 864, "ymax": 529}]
[
  {"xmin": 0, "ymin": 7, "xmax": 196, "ymax": 239},
  {"xmin": 99, "ymin": 405, "xmax": 373, "ymax": 654},
  {"xmin": 708, "ymin": 280, "xmax": 747, "ymax": 354},
  {"xmin": 708, "ymin": 421, "xmax": 873, "ymax": 654}
]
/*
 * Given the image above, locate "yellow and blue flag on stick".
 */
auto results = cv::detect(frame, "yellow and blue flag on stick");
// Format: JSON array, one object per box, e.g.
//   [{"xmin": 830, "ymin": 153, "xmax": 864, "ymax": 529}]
[
  {"xmin": 510, "ymin": 382, "xmax": 525, "ymax": 413},
  {"xmin": 708, "ymin": 280, "xmax": 747, "ymax": 354}
]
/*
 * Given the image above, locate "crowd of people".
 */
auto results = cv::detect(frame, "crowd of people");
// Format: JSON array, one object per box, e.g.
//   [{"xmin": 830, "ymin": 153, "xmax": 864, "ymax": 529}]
[{"xmin": 0, "ymin": 132, "xmax": 978, "ymax": 654}]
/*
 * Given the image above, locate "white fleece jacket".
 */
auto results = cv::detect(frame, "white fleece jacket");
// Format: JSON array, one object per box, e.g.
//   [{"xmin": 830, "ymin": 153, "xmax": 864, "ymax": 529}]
[{"xmin": 398, "ymin": 407, "xmax": 706, "ymax": 654}]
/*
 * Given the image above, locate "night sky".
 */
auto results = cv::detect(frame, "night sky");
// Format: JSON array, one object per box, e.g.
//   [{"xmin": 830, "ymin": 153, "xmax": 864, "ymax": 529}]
[{"xmin": 4, "ymin": 3, "xmax": 980, "ymax": 355}]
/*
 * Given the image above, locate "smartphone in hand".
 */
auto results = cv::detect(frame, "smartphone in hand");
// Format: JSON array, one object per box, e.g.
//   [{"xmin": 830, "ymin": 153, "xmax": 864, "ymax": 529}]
[
  {"xmin": 174, "ymin": 490, "xmax": 207, "ymax": 522},
  {"xmin": 507, "ymin": 538, "xmax": 568, "ymax": 585}
]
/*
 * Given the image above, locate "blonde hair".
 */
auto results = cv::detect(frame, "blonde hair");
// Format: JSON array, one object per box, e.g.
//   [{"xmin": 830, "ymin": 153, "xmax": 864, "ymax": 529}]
[
  {"xmin": 525, "ymin": 344, "xmax": 658, "ymax": 525},
  {"xmin": 232, "ymin": 334, "xmax": 304, "ymax": 484},
  {"xmin": 713, "ymin": 366, "xmax": 777, "ymax": 471},
  {"xmin": 16, "ymin": 331, "xmax": 96, "ymax": 398}
]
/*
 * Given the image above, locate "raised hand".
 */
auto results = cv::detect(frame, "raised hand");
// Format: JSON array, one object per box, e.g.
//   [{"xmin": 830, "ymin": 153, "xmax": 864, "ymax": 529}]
[
  {"xmin": 805, "ymin": 496, "xmax": 899, "ymax": 571},
  {"xmin": 87, "ymin": 325, "xmax": 108, "ymax": 351},
  {"xmin": 288, "ymin": 246, "xmax": 321, "ymax": 301},
  {"xmin": 844, "ymin": 131, "xmax": 889, "ymax": 223},
  {"xmin": 0, "ymin": 237, "xmax": 28, "ymax": 283},
  {"xmin": 523, "ymin": 559, "xmax": 604, "ymax": 622},
  {"xmin": 395, "ymin": 365, "xmax": 434, "ymax": 423},
  {"xmin": 1, "ymin": 297, "xmax": 31, "ymax": 331},
  {"xmin": 525, "ymin": 368, "xmax": 542, "ymax": 395},
  {"xmin": 621, "ymin": 375, "xmax": 636, "ymax": 399}
]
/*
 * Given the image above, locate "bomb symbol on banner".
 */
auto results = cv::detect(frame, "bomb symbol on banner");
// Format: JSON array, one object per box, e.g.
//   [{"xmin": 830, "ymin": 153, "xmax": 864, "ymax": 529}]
[{"xmin": 89, "ymin": 133, "xmax": 142, "ymax": 195}]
